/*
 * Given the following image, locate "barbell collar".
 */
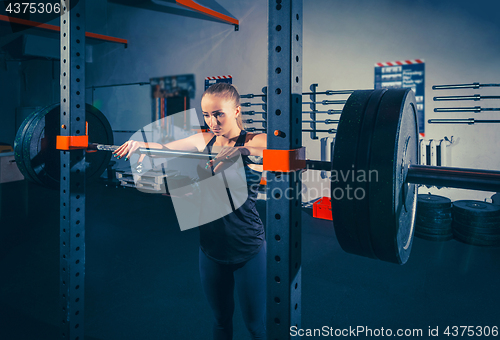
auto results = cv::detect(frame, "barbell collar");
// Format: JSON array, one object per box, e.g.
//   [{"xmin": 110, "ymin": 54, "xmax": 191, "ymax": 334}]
[{"xmin": 406, "ymin": 164, "xmax": 500, "ymax": 192}]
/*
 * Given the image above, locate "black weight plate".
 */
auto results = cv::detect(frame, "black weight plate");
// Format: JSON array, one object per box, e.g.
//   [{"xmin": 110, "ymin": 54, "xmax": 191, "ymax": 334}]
[
  {"xmin": 331, "ymin": 90, "xmax": 378, "ymax": 260},
  {"xmin": 416, "ymin": 213, "xmax": 452, "ymax": 223},
  {"xmin": 416, "ymin": 224, "xmax": 453, "ymax": 235},
  {"xmin": 14, "ymin": 108, "xmax": 44, "ymax": 182},
  {"xmin": 452, "ymin": 200, "xmax": 500, "ymax": 217},
  {"xmin": 417, "ymin": 194, "xmax": 452, "ymax": 209},
  {"xmin": 492, "ymin": 193, "xmax": 500, "ymax": 206},
  {"xmin": 415, "ymin": 230, "xmax": 453, "ymax": 242},
  {"xmin": 368, "ymin": 89, "xmax": 418, "ymax": 265},
  {"xmin": 452, "ymin": 208, "xmax": 500, "ymax": 226},
  {"xmin": 453, "ymin": 228, "xmax": 500, "ymax": 247},
  {"xmin": 16, "ymin": 103, "xmax": 113, "ymax": 189},
  {"xmin": 22, "ymin": 107, "xmax": 51, "ymax": 186},
  {"xmin": 452, "ymin": 221, "xmax": 500, "ymax": 235}
]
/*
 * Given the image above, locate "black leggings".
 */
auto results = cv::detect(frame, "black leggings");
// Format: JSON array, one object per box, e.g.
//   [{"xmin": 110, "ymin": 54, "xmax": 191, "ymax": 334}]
[{"xmin": 199, "ymin": 242, "xmax": 267, "ymax": 340}]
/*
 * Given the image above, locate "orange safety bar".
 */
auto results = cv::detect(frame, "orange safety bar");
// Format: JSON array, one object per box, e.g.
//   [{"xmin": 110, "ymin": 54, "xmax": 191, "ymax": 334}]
[
  {"xmin": 0, "ymin": 15, "xmax": 128, "ymax": 46},
  {"xmin": 263, "ymin": 147, "xmax": 306, "ymax": 172},
  {"xmin": 176, "ymin": 0, "xmax": 239, "ymax": 26},
  {"xmin": 56, "ymin": 122, "xmax": 89, "ymax": 150}
]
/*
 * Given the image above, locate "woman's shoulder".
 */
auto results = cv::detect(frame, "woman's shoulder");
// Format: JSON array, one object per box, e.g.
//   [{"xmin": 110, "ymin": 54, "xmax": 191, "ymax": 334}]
[
  {"xmin": 182, "ymin": 132, "xmax": 215, "ymax": 151},
  {"xmin": 244, "ymin": 131, "xmax": 267, "ymax": 147}
]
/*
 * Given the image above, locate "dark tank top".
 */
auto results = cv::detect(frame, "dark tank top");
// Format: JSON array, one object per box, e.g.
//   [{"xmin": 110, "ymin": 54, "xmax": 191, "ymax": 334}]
[{"xmin": 198, "ymin": 130, "xmax": 265, "ymax": 264}]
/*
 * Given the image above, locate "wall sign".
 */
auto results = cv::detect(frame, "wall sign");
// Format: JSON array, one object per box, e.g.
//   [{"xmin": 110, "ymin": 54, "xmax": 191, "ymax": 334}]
[{"xmin": 375, "ymin": 59, "xmax": 425, "ymax": 135}]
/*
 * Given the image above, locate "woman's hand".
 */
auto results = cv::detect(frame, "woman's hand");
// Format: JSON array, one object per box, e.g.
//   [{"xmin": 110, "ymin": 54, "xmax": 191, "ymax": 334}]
[
  {"xmin": 207, "ymin": 146, "xmax": 245, "ymax": 173},
  {"xmin": 113, "ymin": 140, "xmax": 146, "ymax": 162}
]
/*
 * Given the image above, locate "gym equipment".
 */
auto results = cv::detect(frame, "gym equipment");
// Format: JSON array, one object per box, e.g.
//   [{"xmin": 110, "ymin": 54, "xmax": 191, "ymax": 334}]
[
  {"xmin": 434, "ymin": 95, "xmax": 500, "ymax": 101},
  {"xmin": 14, "ymin": 89, "xmax": 500, "ymax": 263},
  {"xmin": 302, "ymin": 100, "xmax": 346, "ymax": 105},
  {"xmin": 14, "ymin": 103, "xmax": 114, "ymax": 189},
  {"xmin": 433, "ymin": 83, "xmax": 500, "ymax": 90},
  {"xmin": 433, "ymin": 107, "xmax": 500, "ymax": 113},
  {"xmin": 452, "ymin": 200, "xmax": 500, "ymax": 246},
  {"xmin": 302, "ymin": 110, "xmax": 342, "ymax": 115},
  {"xmin": 492, "ymin": 193, "xmax": 500, "ymax": 206},
  {"xmin": 415, "ymin": 194, "xmax": 453, "ymax": 241},
  {"xmin": 428, "ymin": 118, "xmax": 500, "ymax": 124},
  {"xmin": 332, "ymin": 88, "xmax": 500, "ymax": 264}
]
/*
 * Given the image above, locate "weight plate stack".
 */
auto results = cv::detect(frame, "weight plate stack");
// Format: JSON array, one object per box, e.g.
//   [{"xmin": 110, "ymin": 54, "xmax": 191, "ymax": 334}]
[
  {"xmin": 332, "ymin": 88, "xmax": 418, "ymax": 265},
  {"xmin": 452, "ymin": 200, "xmax": 500, "ymax": 246},
  {"xmin": 14, "ymin": 103, "xmax": 113, "ymax": 189},
  {"xmin": 414, "ymin": 194, "xmax": 453, "ymax": 241}
]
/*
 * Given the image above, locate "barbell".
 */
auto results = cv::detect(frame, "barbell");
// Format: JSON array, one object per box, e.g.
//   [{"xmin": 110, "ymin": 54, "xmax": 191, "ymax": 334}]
[{"xmin": 13, "ymin": 89, "xmax": 500, "ymax": 265}]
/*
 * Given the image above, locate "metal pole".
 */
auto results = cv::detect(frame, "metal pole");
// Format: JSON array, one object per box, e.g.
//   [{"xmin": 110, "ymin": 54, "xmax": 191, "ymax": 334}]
[
  {"xmin": 60, "ymin": 0, "xmax": 86, "ymax": 339},
  {"xmin": 267, "ymin": 0, "xmax": 303, "ymax": 338}
]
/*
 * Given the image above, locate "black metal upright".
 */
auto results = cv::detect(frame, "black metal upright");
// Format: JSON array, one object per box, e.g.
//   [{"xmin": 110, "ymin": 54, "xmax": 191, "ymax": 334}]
[
  {"xmin": 267, "ymin": 0, "xmax": 303, "ymax": 338},
  {"xmin": 60, "ymin": 1, "xmax": 86, "ymax": 339}
]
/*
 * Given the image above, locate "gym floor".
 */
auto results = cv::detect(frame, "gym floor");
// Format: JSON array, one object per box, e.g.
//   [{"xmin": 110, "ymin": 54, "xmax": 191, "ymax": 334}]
[{"xmin": 0, "ymin": 179, "xmax": 499, "ymax": 340}]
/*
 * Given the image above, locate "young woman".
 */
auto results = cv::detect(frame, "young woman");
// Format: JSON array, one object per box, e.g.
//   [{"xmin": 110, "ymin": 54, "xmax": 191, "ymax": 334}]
[{"xmin": 113, "ymin": 83, "xmax": 267, "ymax": 340}]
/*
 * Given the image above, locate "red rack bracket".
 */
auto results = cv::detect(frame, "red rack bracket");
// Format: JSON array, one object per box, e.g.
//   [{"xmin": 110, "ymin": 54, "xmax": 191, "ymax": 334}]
[
  {"xmin": 56, "ymin": 122, "xmax": 89, "ymax": 150},
  {"xmin": 263, "ymin": 147, "xmax": 306, "ymax": 172}
]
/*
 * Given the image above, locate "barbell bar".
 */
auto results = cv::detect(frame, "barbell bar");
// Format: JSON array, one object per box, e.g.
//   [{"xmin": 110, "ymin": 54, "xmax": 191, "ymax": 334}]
[
  {"xmin": 433, "ymin": 94, "xmax": 500, "ymax": 101},
  {"xmin": 432, "ymin": 82, "xmax": 500, "ymax": 90},
  {"xmin": 428, "ymin": 118, "xmax": 500, "ymax": 124},
  {"xmin": 433, "ymin": 107, "xmax": 500, "ymax": 113},
  {"xmin": 302, "ymin": 100, "xmax": 347, "ymax": 105},
  {"xmin": 302, "ymin": 110, "xmax": 343, "ymax": 115},
  {"xmin": 90, "ymin": 143, "xmax": 500, "ymax": 192}
]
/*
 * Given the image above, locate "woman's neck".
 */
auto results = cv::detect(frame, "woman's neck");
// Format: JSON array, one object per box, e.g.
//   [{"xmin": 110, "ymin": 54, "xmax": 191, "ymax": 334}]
[{"xmin": 218, "ymin": 127, "xmax": 242, "ymax": 146}]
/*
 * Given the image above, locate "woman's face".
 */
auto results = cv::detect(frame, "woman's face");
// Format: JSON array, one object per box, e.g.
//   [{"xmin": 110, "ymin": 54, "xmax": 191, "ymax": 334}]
[{"xmin": 201, "ymin": 94, "xmax": 240, "ymax": 136}]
